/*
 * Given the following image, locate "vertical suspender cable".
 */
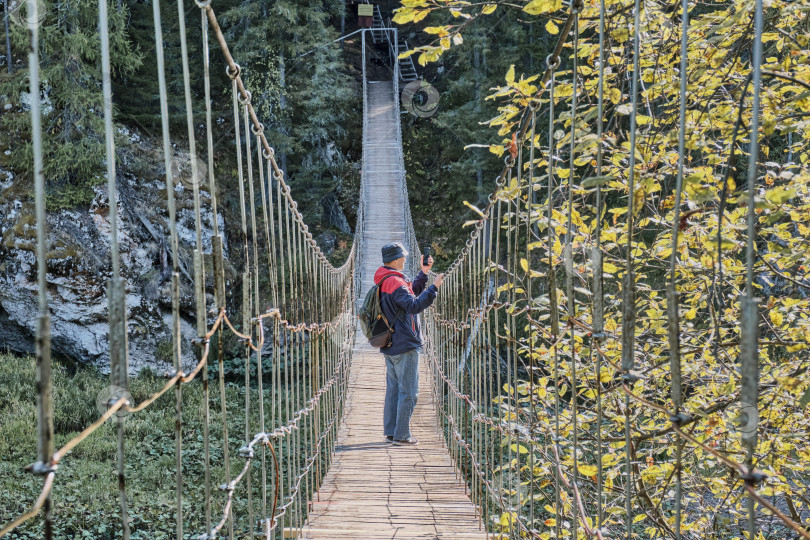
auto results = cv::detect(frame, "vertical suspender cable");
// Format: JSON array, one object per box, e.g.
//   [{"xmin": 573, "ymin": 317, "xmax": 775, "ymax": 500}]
[
  {"xmin": 667, "ymin": 0, "xmax": 690, "ymax": 537},
  {"xmin": 176, "ymin": 1, "xmax": 203, "ymax": 533},
  {"xmin": 253, "ymin": 130, "xmax": 269, "ymax": 535},
  {"xmin": 99, "ymin": 1, "xmax": 130, "ymax": 537},
  {"xmin": 513, "ymin": 131, "xmax": 523, "ymax": 526},
  {"xmin": 198, "ymin": 5, "xmax": 214, "ymax": 534},
  {"xmin": 234, "ymin": 81, "xmax": 250, "ymax": 535},
  {"xmin": 177, "ymin": 0, "xmax": 207, "ymax": 338},
  {"xmin": 545, "ymin": 56, "xmax": 561, "ymax": 540},
  {"xmin": 503, "ymin": 167, "xmax": 515, "ymax": 538},
  {"xmin": 28, "ymin": 0, "xmax": 54, "ymax": 536},
  {"xmin": 566, "ymin": 11, "xmax": 580, "ymax": 539},
  {"xmin": 525, "ymin": 110, "xmax": 537, "ymax": 529},
  {"xmin": 742, "ymin": 0, "xmax": 763, "ymax": 537},
  {"xmin": 242, "ymin": 98, "xmax": 255, "ymax": 536},
  {"xmin": 622, "ymin": 0, "xmax": 644, "ymax": 533},
  {"xmin": 593, "ymin": 0, "xmax": 606, "ymax": 531},
  {"xmin": 153, "ymin": 2, "xmax": 185, "ymax": 535},
  {"xmin": 494, "ymin": 196, "xmax": 505, "ymax": 520}
]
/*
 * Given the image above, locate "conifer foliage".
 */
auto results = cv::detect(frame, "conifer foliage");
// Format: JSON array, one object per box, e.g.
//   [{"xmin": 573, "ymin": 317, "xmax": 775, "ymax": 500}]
[{"xmin": 1, "ymin": 0, "xmax": 141, "ymax": 209}]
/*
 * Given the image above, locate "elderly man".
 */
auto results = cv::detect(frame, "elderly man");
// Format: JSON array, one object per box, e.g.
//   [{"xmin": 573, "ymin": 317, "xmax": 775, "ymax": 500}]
[{"xmin": 373, "ymin": 242, "xmax": 444, "ymax": 446}]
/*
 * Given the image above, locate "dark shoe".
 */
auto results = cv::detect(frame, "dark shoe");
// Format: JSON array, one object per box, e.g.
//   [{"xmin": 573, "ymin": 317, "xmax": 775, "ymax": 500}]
[
  {"xmin": 385, "ymin": 435, "xmax": 394, "ymax": 443},
  {"xmin": 392, "ymin": 437, "xmax": 418, "ymax": 446}
]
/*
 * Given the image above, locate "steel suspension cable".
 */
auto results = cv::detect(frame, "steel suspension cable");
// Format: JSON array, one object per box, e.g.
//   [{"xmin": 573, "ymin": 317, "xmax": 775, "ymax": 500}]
[
  {"xmin": 99, "ymin": 1, "xmax": 130, "ymax": 536},
  {"xmin": 28, "ymin": 0, "xmax": 54, "ymax": 536},
  {"xmin": 593, "ymin": 0, "xmax": 607, "ymax": 532},
  {"xmin": 546, "ymin": 55, "xmax": 562, "ymax": 540},
  {"xmin": 667, "ymin": 0, "xmax": 690, "ymax": 536},
  {"xmin": 742, "ymin": 0, "xmax": 764, "ymax": 537},
  {"xmin": 566, "ymin": 10, "xmax": 580, "ymax": 539},
  {"xmin": 621, "ymin": 0, "xmax": 644, "ymax": 533},
  {"xmin": 199, "ymin": 6, "xmax": 216, "ymax": 533}
]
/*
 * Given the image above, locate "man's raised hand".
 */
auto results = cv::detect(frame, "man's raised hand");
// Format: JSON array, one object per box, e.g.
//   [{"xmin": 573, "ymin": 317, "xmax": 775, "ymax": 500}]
[
  {"xmin": 421, "ymin": 255, "xmax": 434, "ymax": 274},
  {"xmin": 433, "ymin": 273, "xmax": 444, "ymax": 288}
]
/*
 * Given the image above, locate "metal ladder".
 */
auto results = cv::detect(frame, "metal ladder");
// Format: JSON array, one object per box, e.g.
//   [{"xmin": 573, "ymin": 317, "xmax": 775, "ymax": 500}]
[
  {"xmin": 397, "ymin": 37, "xmax": 418, "ymax": 82},
  {"xmin": 367, "ymin": 3, "xmax": 419, "ymax": 83}
]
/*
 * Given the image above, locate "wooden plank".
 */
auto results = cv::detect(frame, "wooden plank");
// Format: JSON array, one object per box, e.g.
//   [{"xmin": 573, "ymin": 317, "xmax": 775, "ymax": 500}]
[{"xmin": 299, "ymin": 81, "xmax": 488, "ymax": 540}]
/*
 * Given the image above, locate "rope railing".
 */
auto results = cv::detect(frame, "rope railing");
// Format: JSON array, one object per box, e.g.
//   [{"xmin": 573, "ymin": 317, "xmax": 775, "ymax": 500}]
[
  {"xmin": 420, "ymin": 0, "xmax": 810, "ymax": 537},
  {"xmin": 1, "ymin": 0, "xmax": 359, "ymax": 538}
]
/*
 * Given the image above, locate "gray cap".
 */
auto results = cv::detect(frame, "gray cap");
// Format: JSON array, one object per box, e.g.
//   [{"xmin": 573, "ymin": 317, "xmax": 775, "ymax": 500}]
[{"xmin": 382, "ymin": 242, "xmax": 409, "ymax": 264}]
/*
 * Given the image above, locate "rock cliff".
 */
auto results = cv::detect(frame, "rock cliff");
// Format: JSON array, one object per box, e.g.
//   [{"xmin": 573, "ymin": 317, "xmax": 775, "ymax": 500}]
[{"xmin": 0, "ymin": 136, "xmax": 230, "ymax": 375}]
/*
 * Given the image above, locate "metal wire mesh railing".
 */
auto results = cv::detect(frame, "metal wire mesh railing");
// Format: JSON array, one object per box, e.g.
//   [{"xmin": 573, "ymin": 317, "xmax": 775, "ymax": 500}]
[
  {"xmin": 420, "ymin": 0, "xmax": 810, "ymax": 537},
  {"xmin": 1, "ymin": 1, "xmax": 358, "ymax": 538}
]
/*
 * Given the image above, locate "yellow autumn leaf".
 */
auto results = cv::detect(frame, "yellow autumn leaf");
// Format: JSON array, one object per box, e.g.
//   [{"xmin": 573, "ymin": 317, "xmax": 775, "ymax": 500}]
[
  {"xmin": 578, "ymin": 464, "xmax": 598, "ymax": 476},
  {"xmin": 392, "ymin": 9, "xmax": 416, "ymax": 24},
  {"xmin": 424, "ymin": 26, "xmax": 448, "ymax": 36},
  {"xmin": 463, "ymin": 200, "xmax": 486, "ymax": 218},
  {"xmin": 482, "ymin": 4, "xmax": 497, "ymax": 14},
  {"xmin": 505, "ymin": 64, "xmax": 516, "ymax": 85},
  {"xmin": 545, "ymin": 20, "xmax": 559, "ymax": 35},
  {"xmin": 603, "ymin": 262, "xmax": 620, "ymax": 273},
  {"xmin": 523, "ymin": 0, "xmax": 562, "ymax": 15}
]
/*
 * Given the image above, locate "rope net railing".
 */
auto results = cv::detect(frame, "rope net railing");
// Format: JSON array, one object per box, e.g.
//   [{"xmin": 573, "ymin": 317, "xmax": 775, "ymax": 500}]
[
  {"xmin": 1, "ymin": 0, "xmax": 359, "ymax": 538},
  {"xmin": 420, "ymin": 0, "xmax": 810, "ymax": 538}
]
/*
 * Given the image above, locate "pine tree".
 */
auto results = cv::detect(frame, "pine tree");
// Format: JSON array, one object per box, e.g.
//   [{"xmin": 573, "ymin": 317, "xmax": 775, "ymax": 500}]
[
  {"xmin": 217, "ymin": 0, "xmax": 358, "ymax": 231},
  {"xmin": 114, "ymin": 0, "xmax": 206, "ymax": 132},
  {"xmin": 0, "ymin": 0, "xmax": 141, "ymax": 209}
]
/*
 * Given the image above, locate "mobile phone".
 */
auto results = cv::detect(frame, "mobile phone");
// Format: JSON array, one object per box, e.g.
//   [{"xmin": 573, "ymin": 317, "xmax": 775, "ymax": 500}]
[{"xmin": 422, "ymin": 246, "xmax": 431, "ymax": 267}]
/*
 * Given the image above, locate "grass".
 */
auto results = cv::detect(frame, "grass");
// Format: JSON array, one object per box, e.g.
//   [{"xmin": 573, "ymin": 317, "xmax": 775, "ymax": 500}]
[{"xmin": 0, "ymin": 352, "xmax": 312, "ymax": 539}]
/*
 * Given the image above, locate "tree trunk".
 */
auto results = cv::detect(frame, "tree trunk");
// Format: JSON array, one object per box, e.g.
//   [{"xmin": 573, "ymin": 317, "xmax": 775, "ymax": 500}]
[
  {"xmin": 340, "ymin": 0, "xmax": 345, "ymax": 50},
  {"xmin": 3, "ymin": 0, "xmax": 11, "ymax": 74}
]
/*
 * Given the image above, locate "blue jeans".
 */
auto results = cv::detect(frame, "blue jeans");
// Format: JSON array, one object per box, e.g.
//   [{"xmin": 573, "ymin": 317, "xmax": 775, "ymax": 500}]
[{"xmin": 383, "ymin": 349, "xmax": 419, "ymax": 441}]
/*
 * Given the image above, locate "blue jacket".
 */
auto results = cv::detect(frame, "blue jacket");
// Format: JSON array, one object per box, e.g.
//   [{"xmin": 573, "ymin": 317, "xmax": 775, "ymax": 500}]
[{"xmin": 374, "ymin": 266, "xmax": 438, "ymax": 356}]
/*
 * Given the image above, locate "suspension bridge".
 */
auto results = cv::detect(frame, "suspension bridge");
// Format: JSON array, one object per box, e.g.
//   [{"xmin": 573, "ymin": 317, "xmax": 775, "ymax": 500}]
[{"xmin": 2, "ymin": 0, "xmax": 810, "ymax": 538}]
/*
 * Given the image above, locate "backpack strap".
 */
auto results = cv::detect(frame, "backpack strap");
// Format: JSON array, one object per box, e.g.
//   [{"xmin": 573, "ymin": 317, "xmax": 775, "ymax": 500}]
[{"xmin": 377, "ymin": 274, "xmax": 405, "ymax": 330}]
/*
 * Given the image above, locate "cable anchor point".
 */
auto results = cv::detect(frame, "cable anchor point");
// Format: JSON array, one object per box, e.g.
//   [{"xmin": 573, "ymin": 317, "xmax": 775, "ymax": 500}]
[{"xmin": 226, "ymin": 63, "xmax": 241, "ymax": 79}]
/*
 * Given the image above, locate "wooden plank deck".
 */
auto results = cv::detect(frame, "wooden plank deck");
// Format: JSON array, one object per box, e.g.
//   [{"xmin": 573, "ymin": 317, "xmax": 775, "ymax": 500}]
[{"xmin": 299, "ymin": 80, "xmax": 488, "ymax": 539}]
